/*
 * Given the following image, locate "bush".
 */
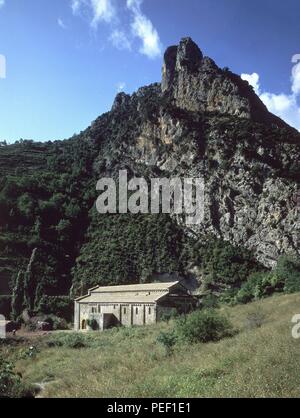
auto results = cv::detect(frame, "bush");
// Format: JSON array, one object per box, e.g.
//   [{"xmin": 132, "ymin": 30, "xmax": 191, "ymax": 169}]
[
  {"xmin": 44, "ymin": 315, "xmax": 69, "ymax": 330},
  {"xmin": 38, "ymin": 296, "xmax": 73, "ymax": 322},
  {"xmin": 278, "ymin": 255, "xmax": 300, "ymax": 294},
  {"xmin": 157, "ymin": 331, "xmax": 177, "ymax": 356},
  {"xmin": 160, "ymin": 308, "xmax": 178, "ymax": 322},
  {"xmin": 245, "ymin": 308, "xmax": 266, "ymax": 329},
  {"xmin": 18, "ymin": 345, "xmax": 39, "ymax": 360},
  {"xmin": 235, "ymin": 271, "xmax": 283, "ymax": 304},
  {"xmin": 47, "ymin": 332, "xmax": 87, "ymax": 349},
  {"xmin": 0, "ymin": 356, "xmax": 34, "ymax": 398},
  {"xmin": 190, "ymin": 237, "xmax": 261, "ymax": 289},
  {"xmin": 201, "ymin": 294, "xmax": 220, "ymax": 309},
  {"xmin": 235, "ymin": 256, "xmax": 300, "ymax": 305},
  {"xmin": 219, "ymin": 288, "xmax": 238, "ymax": 305},
  {"xmin": 87, "ymin": 319, "xmax": 99, "ymax": 330},
  {"xmin": 175, "ymin": 309, "xmax": 235, "ymax": 344}
]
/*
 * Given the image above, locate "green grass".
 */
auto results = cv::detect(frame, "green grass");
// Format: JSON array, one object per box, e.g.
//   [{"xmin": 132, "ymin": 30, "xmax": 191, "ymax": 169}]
[{"xmin": 4, "ymin": 292, "xmax": 300, "ymax": 398}]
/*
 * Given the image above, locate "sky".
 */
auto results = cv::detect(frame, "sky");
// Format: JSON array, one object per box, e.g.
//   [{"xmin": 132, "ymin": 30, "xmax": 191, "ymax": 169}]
[{"xmin": 0, "ymin": 0, "xmax": 300, "ymax": 143}]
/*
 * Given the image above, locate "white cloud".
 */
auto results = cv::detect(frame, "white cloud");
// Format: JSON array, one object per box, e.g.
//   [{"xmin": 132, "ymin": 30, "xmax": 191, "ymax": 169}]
[
  {"xmin": 241, "ymin": 72, "xmax": 260, "ymax": 95},
  {"xmin": 71, "ymin": 0, "xmax": 82, "ymax": 14},
  {"xmin": 260, "ymin": 92, "xmax": 300, "ymax": 130},
  {"xmin": 71, "ymin": 0, "xmax": 116, "ymax": 25},
  {"xmin": 116, "ymin": 81, "xmax": 126, "ymax": 92},
  {"xmin": 91, "ymin": 0, "xmax": 116, "ymax": 27},
  {"xmin": 109, "ymin": 30, "xmax": 131, "ymax": 51},
  {"xmin": 241, "ymin": 62, "xmax": 300, "ymax": 131},
  {"xmin": 127, "ymin": 0, "xmax": 161, "ymax": 59},
  {"xmin": 291, "ymin": 62, "xmax": 300, "ymax": 95},
  {"xmin": 70, "ymin": 0, "xmax": 162, "ymax": 59},
  {"xmin": 131, "ymin": 13, "xmax": 161, "ymax": 59},
  {"xmin": 58, "ymin": 18, "xmax": 67, "ymax": 30},
  {"xmin": 126, "ymin": 0, "xmax": 143, "ymax": 11}
]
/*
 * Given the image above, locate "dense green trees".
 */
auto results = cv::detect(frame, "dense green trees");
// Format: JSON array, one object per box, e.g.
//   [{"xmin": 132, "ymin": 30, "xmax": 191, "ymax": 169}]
[
  {"xmin": 186, "ymin": 236, "xmax": 261, "ymax": 289},
  {"xmin": 71, "ymin": 212, "xmax": 187, "ymax": 294},
  {"xmin": 234, "ymin": 255, "xmax": 300, "ymax": 304},
  {"xmin": 0, "ymin": 137, "xmax": 96, "ymax": 316}
]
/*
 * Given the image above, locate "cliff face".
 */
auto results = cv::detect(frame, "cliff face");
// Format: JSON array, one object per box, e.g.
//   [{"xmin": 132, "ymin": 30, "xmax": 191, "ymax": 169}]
[
  {"xmin": 161, "ymin": 38, "xmax": 288, "ymax": 126},
  {"xmin": 0, "ymin": 38, "xmax": 299, "ymax": 305},
  {"xmin": 88, "ymin": 37, "xmax": 299, "ymax": 268}
]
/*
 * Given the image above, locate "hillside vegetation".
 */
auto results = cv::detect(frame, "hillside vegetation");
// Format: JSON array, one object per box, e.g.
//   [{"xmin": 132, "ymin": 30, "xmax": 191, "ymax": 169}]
[{"xmin": 3, "ymin": 292, "xmax": 300, "ymax": 398}]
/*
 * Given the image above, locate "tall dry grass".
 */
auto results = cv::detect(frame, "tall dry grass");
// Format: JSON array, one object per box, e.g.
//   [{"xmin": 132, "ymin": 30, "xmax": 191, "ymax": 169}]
[{"xmin": 12, "ymin": 292, "xmax": 300, "ymax": 398}]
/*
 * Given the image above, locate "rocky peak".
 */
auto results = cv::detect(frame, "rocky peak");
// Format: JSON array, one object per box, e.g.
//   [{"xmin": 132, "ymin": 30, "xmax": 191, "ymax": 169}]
[
  {"xmin": 162, "ymin": 45, "xmax": 177, "ymax": 92},
  {"xmin": 175, "ymin": 37, "xmax": 203, "ymax": 72},
  {"xmin": 162, "ymin": 37, "xmax": 203, "ymax": 92},
  {"xmin": 112, "ymin": 92, "xmax": 131, "ymax": 111},
  {"xmin": 161, "ymin": 37, "xmax": 288, "ymax": 128}
]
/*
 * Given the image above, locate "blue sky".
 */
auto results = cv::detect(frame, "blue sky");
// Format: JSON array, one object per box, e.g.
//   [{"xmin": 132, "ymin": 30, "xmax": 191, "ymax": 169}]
[{"xmin": 0, "ymin": 0, "xmax": 300, "ymax": 143}]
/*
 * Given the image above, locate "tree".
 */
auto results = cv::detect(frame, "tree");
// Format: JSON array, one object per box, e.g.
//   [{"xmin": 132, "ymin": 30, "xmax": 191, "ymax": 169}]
[
  {"xmin": 11, "ymin": 270, "xmax": 25, "ymax": 320},
  {"xmin": 17, "ymin": 193, "xmax": 35, "ymax": 220}
]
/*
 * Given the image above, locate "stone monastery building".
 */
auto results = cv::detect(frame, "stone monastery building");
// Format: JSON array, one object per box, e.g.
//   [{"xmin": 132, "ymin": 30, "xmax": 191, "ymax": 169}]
[{"xmin": 74, "ymin": 281, "xmax": 196, "ymax": 331}]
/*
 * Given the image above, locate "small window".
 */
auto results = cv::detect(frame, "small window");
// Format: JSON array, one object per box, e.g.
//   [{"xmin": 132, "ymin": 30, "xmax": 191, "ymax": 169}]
[
  {"xmin": 148, "ymin": 307, "xmax": 151, "ymax": 315},
  {"xmin": 123, "ymin": 307, "xmax": 127, "ymax": 314},
  {"xmin": 136, "ymin": 307, "xmax": 139, "ymax": 315},
  {"xmin": 98, "ymin": 305, "xmax": 101, "ymax": 313}
]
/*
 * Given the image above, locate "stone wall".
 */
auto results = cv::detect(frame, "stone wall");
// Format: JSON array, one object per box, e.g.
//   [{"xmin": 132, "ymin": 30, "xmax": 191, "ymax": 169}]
[{"xmin": 76, "ymin": 302, "xmax": 157, "ymax": 330}]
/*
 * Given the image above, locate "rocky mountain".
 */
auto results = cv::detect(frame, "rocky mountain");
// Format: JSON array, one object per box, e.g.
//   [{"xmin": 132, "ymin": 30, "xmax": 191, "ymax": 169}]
[
  {"xmin": 90, "ymin": 37, "xmax": 299, "ymax": 267},
  {"xmin": 0, "ymin": 37, "xmax": 299, "ymax": 316}
]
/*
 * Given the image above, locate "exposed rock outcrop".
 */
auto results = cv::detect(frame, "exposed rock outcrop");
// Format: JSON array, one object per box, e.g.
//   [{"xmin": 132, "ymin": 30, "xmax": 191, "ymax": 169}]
[
  {"xmin": 162, "ymin": 37, "xmax": 289, "ymax": 128},
  {"xmin": 90, "ymin": 37, "xmax": 299, "ymax": 267}
]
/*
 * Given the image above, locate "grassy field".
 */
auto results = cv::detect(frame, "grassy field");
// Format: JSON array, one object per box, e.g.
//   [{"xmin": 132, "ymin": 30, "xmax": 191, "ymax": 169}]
[{"xmin": 3, "ymin": 292, "xmax": 300, "ymax": 398}]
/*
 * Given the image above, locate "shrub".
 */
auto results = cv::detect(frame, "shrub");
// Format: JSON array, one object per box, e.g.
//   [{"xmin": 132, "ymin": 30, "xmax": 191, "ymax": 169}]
[
  {"xmin": 190, "ymin": 237, "xmax": 261, "ymax": 289},
  {"xmin": 235, "ymin": 271, "xmax": 283, "ymax": 304},
  {"xmin": 235, "ymin": 255, "xmax": 300, "ymax": 305},
  {"xmin": 44, "ymin": 315, "xmax": 69, "ymax": 330},
  {"xmin": 278, "ymin": 255, "xmax": 300, "ymax": 294},
  {"xmin": 160, "ymin": 308, "xmax": 178, "ymax": 322},
  {"xmin": 87, "ymin": 319, "xmax": 99, "ymax": 330},
  {"xmin": 0, "ymin": 356, "xmax": 34, "ymax": 398},
  {"xmin": 201, "ymin": 294, "xmax": 220, "ymax": 309},
  {"xmin": 175, "ymin": 309, "xmax": 235, "ymax": 344},
  {"xmin": 38, "ymin": 296, "xmax": 73, "ymax": 322},
  {"xmin": 18, "ymin": 345, "xmax": 39, "ymax": 360},
  {"xmin": 157, "ymin": 331, "xmax": 177, "ymax": 356},
  {"xmin": 219, "ymin": 288, "xmax": 238, "ymax": 305},
  {"xmin": 47, "ymin": 332, "xmax": 87, "ymax": 349},
  {"xmin": 245, "ymin": 308, "xmax": 266, "ymax": 329}
]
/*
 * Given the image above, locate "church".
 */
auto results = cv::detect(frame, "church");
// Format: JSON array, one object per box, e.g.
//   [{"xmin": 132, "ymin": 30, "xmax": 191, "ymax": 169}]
[{"xmin": 74, "ymin": 281, "xmax": 197, "ymax": 331}]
